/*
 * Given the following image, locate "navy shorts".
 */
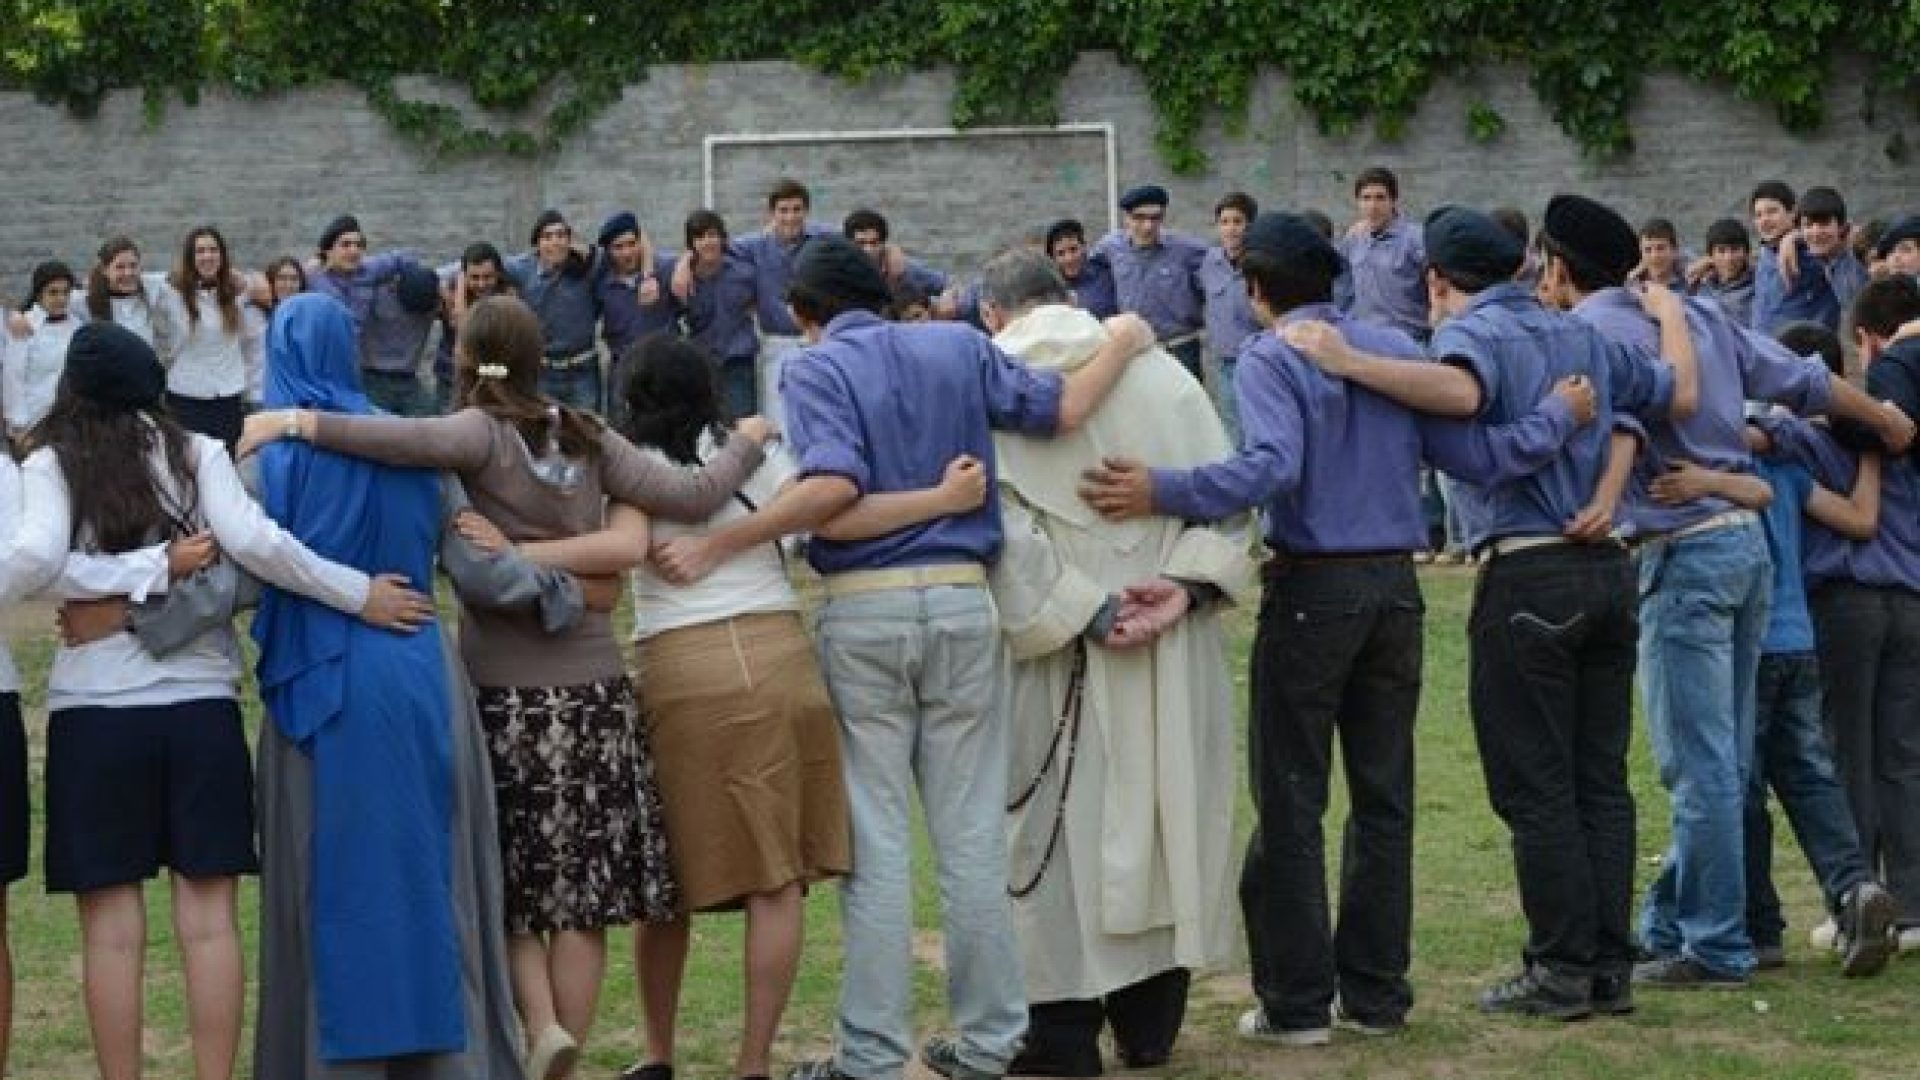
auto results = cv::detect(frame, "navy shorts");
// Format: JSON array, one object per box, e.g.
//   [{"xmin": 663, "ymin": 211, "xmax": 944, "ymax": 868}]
[
  {"xmin": 1, "ymin": 693, "xmax": 25, "ymax": 885},
  {"xmin": 44, "ymin": 697, "xmax": 258, "ymax": 893}
]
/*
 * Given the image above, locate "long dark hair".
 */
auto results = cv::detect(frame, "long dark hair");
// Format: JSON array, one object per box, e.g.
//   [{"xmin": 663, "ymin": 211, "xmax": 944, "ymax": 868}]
[
  {"xmin": 619, "ymin": 333, "xmax": 728, "ymax": 465},
  {"xmin": 170, "ymin": 226, "xmax": 243, "ymax": 335},
  {"xmin": 86, "ymin": 237, "xmax": 142, "ymax": 322},
  {"xmin": 32, "ymin": 383, "xmax": 199, "ymax": 554},
  {"xmin": 455, "ymin": 296, "xmax": 603, "ymax": 460}
]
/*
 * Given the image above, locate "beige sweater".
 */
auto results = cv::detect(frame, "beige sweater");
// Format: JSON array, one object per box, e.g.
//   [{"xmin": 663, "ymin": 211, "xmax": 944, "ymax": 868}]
[{"xmin": 312, "ymin": 408, "xmax": 763, "ymax": 687}]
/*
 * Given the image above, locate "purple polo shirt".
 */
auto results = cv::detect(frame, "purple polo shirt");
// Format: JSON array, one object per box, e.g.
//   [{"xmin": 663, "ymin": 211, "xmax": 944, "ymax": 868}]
[
  {"xmin": 1436, "ymin": 284, "xmax": 1675, "ymax": 548},
  {"xmin": 1574, "ymin": 287, "xmax": 1832, "ymax": 536},
  {"xmin": 598, "ymin": 253, "xmax": 682, "ymax": 358},
  {"xmin": 1094, "ymin": 230, "xmax": 1208, "ymax": 341},
  {"xmin": 1337, "ymin": 213, "xmax": 1429, "ymax": 341},
  {"xmin": 782, "ymin": 310, "xmax": 1063, "ymax": 574},
  {"xmin": 1064, "ymin": 255, "xmax": 1119, "ymax": 320},
  {"xmin": 1150, "ymin": 304, "xmax": 1580, "ymax": 555},
  {"xmin": 732, "ymin": 222, "xmax": 832, "ymax": 336},
  {"xmin": 305, "ymin": 251, "xmax": 418, "ymax": 334},
  {"xmin": 1198, "ymin": 246, "xmax": 1260, "ymax": 359},
  {"xmin": 1759, "ymin": 414, "xmax": 1920, "ymax": 593},
  {"xmin": 684, "ymin": 253, "xmax": 761, "ymax": 361}
]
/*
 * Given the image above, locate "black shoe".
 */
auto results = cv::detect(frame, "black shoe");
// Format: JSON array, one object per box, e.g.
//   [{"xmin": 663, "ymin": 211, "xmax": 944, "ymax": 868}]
[
  {"xmin": 620, "ymin": 1064, "xmax": 673, "ymax": 1080},
  {"xmin": 1479, "ymin": 965, "xmax": 1592, "ymax": 1021},
  {"xmin": 1632, "ymin": 956, "xmax": 1747, "ymax": 990},
  {"xmin": 922, "ymin": 1035, "xmax": 1002, "ymax": 1080},
  {"xmin": 1008, "ymin": 1043, "xmax": 1102, "ymax": 1077},
  {"xmin": 1115, "ymin": 1048, "xmax": 1169, "ymax": 1070},
  {"xmin": 1840, "ymin": 881, "xmax": 1898, "ymax": 977},
  {"xmin": 1591, "ymin": 972, "xmax": 1635, "ymax": 1016},
  {"xmin": 1332, "ymin": 999, "xmax": 1405, "ymax": 1037},
  {"xmin": 1754, "ymin": 943, "xmax": 1787, "ymax": 970}
]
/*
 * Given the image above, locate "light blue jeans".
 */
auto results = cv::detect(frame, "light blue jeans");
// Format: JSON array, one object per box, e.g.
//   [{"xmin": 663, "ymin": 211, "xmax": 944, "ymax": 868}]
[
  {"xmin": 1636, "ymin": 520, "xmax": 1772, "ymax": 976},
  {"xmin": 815, "ymin": 584, "xmax": 1026, "ymax": 1079}
]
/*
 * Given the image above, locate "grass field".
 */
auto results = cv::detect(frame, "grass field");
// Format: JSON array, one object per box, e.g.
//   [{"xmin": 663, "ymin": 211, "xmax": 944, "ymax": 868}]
[{"xmin": 4, "ymin": 568, "xmax": 1916, "ymax": 1079}]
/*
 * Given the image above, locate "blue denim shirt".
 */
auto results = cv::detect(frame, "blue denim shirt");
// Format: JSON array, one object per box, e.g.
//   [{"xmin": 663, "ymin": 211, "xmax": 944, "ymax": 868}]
[
  {"xmin": 359, "ymin": 282, "xmax": 436, "ymax": 375},
  {"xmin": 1753, "ymin": 239, "xmax": 1869, "ymax": 334},
  {"xmin": 505, "ymin": 251, "xmax": 603, "ymax": 357},
  {"xmin": 733, "ymin": 222, "xmax": 833, "ymax": 336},
  {"xmin": 1759, "ymin": 413, "xmax": 1920, "ymax": 593},
  {"xmin": 1337, "ymin": 214, "xmax": 1430, "ymax": 341},
  {"xmin": 1150, "ymin": 303, "xmax": 1582, "ymax": 554},
  {"xmin": 306, "ymin": 251, "xmax": 418, "ymax": 335},
  {"xmin": 1575, "ymin": 287, "xmax": 1831, "ymax": 536},
  {"xmin": 597, "ymin": 253, "xmax": 682, "ymax": 358},
  {"xmin": 782, "ymin": 310, "xmax": 1063, "ymax": 574},
  {"xmin": 1435, "ymin": 284, "xmax": 1675, "ymax": 547},
  {"xmin": 1692, "ymin": 270, "xmax": 1755, "ymax": 329},
  {"xmin": 1094, "ymin": 230, "xmax": 1208, "ymax": 341},
  {"xmin": 1198, "ymin": 246, "xmax": 1260, "ymax": 359},
  {"xmin": 684, "ymin": 253, "xmax": 761, "ymax": 362},
  {"xmin": 1754, "ymin": 456, "xmax": 1817, "ymax": 654},
  {"xmin": 1063, "ymin": 255, "xmax": 1119, "ymax": 320}
]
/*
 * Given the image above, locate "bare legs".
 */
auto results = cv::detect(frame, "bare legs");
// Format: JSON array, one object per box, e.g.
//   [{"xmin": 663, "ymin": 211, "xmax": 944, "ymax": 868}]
[{"xmin": 636, "ymin": 882, "xmax": 805, "ymax": 1079}]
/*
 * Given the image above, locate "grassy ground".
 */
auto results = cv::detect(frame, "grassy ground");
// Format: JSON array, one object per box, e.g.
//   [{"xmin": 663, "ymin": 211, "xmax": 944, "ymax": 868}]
[{"xmin": 4, "ymin": 568, "xmax": 1916, "ymax": 1079}]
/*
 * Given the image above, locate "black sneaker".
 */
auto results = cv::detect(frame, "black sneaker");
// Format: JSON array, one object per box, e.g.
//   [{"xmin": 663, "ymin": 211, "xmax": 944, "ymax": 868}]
[
  {"xmin": 1478, "ymin": 966, "xmax": 1592, "ymax": 1021},
  {"xmin": 1755, "ymin": 943, "xmax": 1788, "ymax": 970},
  {"xmin": 922, "ymin": 1035, "xmax": 1002, "ymax": 1080},
  {"xmin": 1332, "ymin": 999, "xmax": 1405, "ymax": 1037},
  {"xmin": 1839, "ymin": 881, "xmax": 1898, "ymax": 977},
  {"xmin": 619, "ymin": 1064, "xmax": 673, "ymax": 1080},
  {"xmin": 1590, "ymin": 972, "xmax": 1635, "ymax": 1016},
  {"xmin": 1632, "ymin": 956, "xmax": 1747, "ymax": 990},
  {"xmin": 785, "ymin": 1060, "xmax": 858, "ymax": 1080}
]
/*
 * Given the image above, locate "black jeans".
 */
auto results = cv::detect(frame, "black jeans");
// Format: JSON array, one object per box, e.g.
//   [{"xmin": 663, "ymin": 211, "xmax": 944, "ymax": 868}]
[
  {"xmin": 1468, "ymin": 543, "xmax": 1638, "ymax": 978},
  {"xmin": 1241, "ymin": 557, "xmax": 1420, "ymax": 1030},
  {"xmin": 1810, "ymin": 582, "xmax": 1920, "ymax": 925},
  {"xmin": 1019, "ymin": 968, "xmax": 1190, "ymax": 1074}
]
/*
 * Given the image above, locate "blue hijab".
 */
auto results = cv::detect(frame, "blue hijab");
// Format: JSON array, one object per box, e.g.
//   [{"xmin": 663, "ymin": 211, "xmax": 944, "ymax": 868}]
[{"xmin": 252, "ymin": 293, "xmax": 465, "ymax": 1061}]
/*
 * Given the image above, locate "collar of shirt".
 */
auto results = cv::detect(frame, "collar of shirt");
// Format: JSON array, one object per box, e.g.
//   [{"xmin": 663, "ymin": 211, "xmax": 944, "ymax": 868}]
[
  {"xmin": 822, "ymin": 309, "xmax": 886, "ymax": 339},
  {"xmin": 1459, "ymin": 281, "xmax": 1536, "ymax": 315}
]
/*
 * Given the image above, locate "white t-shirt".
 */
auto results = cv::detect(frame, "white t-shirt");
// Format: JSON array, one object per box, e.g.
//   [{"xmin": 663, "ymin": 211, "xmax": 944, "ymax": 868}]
[{"xmin": 630, "ymin": 429, "xmax": 799, "ymax": 640}]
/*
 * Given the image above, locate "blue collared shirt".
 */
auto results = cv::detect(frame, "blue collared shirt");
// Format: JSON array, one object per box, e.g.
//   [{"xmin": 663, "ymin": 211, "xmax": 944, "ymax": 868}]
[
  {"xmin": 1435, "ymin": 284, "xmax": 1675, "ymax": 548},
  {"xmin": 306, "ymin": 251, "xmax": 417, "ymax": 335},
  {"xmin": 895, "ymin": 259, "xmax": 949, "ymax": 300},
  {"xmin": 732, "ymin": 222, "xmax": 833, "ymax": 336},
  {"xmin": 1752, "ymin": 239, "xmax": 1869, "ymax": 334},
  {"xmin": 597, "ymin": 253, "xmax": 682, "ymax": 358},
  {"xmin": 1150, "ymin": 303, "xmax": 1581, "ymax": 554},
  {"xmin": 1337, "ymin": 214, "xmax": 1430, "ymax": 341},
  {"xmin": 1094, "ymin": 230, "xmax": 1208, "ymax": 341},
  {"xmin": 1754, "ymin": 456, "xmax": 1817, "ymax": 654},
  {"xmin": 1575, "ymin": 287, "xmax": 1831, "ymax": 536},
  {"xmin": 1198, "ymin": 246, "xmax": 1260, "ymax": 359},
  {"xmin": 783, "ymin": 310, "xmax": 1064, "ymax": 574},
  {"xmin": 505, "ymin": 251, "xmax": 603, "ymax": 357},
  {"xmin": 1063, "ymin": 255, "xmax": 1119, "ymax": 320},
  {"xmin": 684, "ymin": 253, "xmax": 762, "ymax": 362},
  {"xmin": 359, "ymin": 282, "xmax": 436, "ymax": 375},
  {"xmin": 1759, "ymin": 413, "xmax": 1920, "ymax": 593},
  {"xmin": 1692, "ymin": 270, "xmax": 1755, "ymax": 328}
]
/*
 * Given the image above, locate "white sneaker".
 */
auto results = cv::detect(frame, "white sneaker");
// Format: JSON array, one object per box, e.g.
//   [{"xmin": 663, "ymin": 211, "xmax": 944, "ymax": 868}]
[
  {"xmin": 1898, "ymin": 926, "xmax": 1920, "ymax": 954},
  {"xmin": 1810, "ymin": 917, "xmax": 1841, "ymax": 951},
  {"xmin": 1237, "ymin": 1007, "xmax": 1331, "ymax": 1047}
]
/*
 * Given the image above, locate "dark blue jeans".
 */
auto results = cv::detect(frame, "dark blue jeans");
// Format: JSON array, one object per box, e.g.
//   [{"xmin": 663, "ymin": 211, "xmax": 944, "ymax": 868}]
[
  {"xmin": 1744, "ymin": 651, "xmax": 1871, "ymax": 947},
  {"xmin": 539, "ymin": 361, "xmax": 603, "ymax": 415}
]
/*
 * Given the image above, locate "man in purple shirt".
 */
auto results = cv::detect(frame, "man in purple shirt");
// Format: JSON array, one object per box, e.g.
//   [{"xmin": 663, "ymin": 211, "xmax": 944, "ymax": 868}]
[
  {"xmin": 304, "ymin": 214, "xmax": 421, "ymax": 343},
  {"xmin": 844, "ymin": 208, "xmax": 954, "ymax": 318},
  {"xmin": 1336, "ymin": 167, "xmax": 1430, "ymax": 343},
  {"xmin": 1274, "ymin": 204, "xmax": 1698, "ymax": 1021},
  {"xmin": 1543, "ymin": 194, "xmax": 1911, "ymax": 989},
  {"xmin": 714, "ymin": 178, "xmax": 833, "ymax": 425},
  {"xmin": 1045, "ymin": 219, "xmax": 1118, "ymax": 320},
  {"xmin": 595, "ymin": 210, "xmax": 678, "ymax": 427},
  {"xmin": 1096, "ymin": 185, "xmax": 1209, "ymax": 381},
  {"xmin": 1198, "ymin": 192, "xmax": 1262, "ymax": 444},
  {"xmin": 649, "ymin": 236, "xmax": 1156, "ymax": 1080},
  {"xmin": 679, "ymin": 209, "xmax": 762, "ymax": 418},
  {"xmin": 1080, "ymin": 211, "xmax": 1600, "ymax": 1044}
]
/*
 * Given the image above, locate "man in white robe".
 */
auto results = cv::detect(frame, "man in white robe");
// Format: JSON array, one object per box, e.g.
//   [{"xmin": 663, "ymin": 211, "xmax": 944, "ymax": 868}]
[{"xmin": 979, "ymin": 249, "xmax": 1256, "ymax": 1076}]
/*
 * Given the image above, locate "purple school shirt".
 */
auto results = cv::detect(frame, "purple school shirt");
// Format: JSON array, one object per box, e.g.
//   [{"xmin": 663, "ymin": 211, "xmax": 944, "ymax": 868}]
[
  {"xmin": 1337, "ymin": 214, "xmax": 1429, "ymax": 341},
  {"xmin": 684, "ymin": 253, "xmax": 761, "ymax": 362},
  {"xmin": 598, "ymin": 253, "xmax": 682, "ymax": 358},
  {"xmin": 1094, "ymin": 230, "xmax": 1208, "ymax": 341},
  {"xmin": 1758, "ymin": 414, "xmax": 1920, "ymax": 593},
  {"xmin": 1198, "ymin": 246, "xmax": 1260, "ymax": 359},
  {"xmin": 1574, "ymin": 287, "xmax": 1831, "ymax": 536},
  {"xmin": 732, "ymin": 222, "xmax": 833, "ymax": 336}
]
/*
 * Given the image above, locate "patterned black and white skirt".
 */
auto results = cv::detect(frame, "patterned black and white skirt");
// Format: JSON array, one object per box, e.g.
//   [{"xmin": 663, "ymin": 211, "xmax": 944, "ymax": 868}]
[{"xmin": 476, "ymin": 675, "xmax": 679, "ymax": 931}]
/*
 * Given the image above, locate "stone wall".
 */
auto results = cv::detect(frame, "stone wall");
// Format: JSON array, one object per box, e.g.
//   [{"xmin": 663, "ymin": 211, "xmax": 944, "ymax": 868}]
[{"xmin": 1, "ymin": 53, "xmax": 1912, "ymax": 300}]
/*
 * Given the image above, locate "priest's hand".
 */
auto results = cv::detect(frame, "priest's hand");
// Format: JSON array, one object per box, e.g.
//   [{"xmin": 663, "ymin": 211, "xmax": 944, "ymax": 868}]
[
  {"xmin": 1078, "ymin": 456, "xmax": 1154, "ymax": 521},
  {"xmin": 1105, "ymin": 578, "xmax": 1190, "ymax": 649}
]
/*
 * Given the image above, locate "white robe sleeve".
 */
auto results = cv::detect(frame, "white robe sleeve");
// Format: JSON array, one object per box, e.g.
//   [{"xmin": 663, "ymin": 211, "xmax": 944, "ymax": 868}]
[
  {"xmin": 988, "ymin": 486, "xmax": 1109, "ymax": 661},
  {"xmin": 1161, "ymin": 510, "xmax": 1261, "ymax": 610}
]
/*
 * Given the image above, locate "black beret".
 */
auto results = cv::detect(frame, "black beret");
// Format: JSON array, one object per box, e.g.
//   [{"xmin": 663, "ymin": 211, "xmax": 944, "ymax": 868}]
[
  {"xmin": 66, "ymin": 320, "xmax": 165, "ymax": 412},
  {"xmin": 598, "ymin": 211, "xmax": 640, "ymax": 249},
  {"xmin": 394, "ymin": 265, "xmax": 443, "ymax": 315},
  {"xmin": 1424, "ymin": 206, "xmax": 1525, "ymax": 282},
  {"xmin": 1704, "ymin": 218, "xmax": 1750, "ymax": 252},
  {"xmin": 791, "ymin": 235, "xmax": 892, "ymax": 309},
  {"xmin": 1118, "ymin": 185, "xmax": 1170, "ymax": 212},
  {"xmin": 1242, "ymin": 212, "xmax": 1346, "ymax": 278},
  {"xmin": 1876, "ymin": 214, "xmax": 1920, "ymax": 259},
  {"xmin": 1543, "ymin": 194, "xmax": 1641, "ymax": 286},
  {"xmin": 318, "ymin": 214, "xmax": 362, "ymax": 254}
]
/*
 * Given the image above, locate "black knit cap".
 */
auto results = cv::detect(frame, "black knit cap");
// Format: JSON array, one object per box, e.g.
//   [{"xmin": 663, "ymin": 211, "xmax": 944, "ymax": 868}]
[
  {"xmin": 1543, "ymin": 194, "xmax": 1641, "ymax": 286},
  {"xmin": 65, "ymin": 320, "xmax": 165, "ymax": 411},
  {"xmin": 1424, "ymin": 206, "xmax": 1525, "ymax": 281},
  {"xmin": 318, "ymin": 214, "xmax": 362, "ymax": 254},
  {"xmin": 1119, "ymin": 185, "xmax": 1170, "ymax": 212},
  {"xmin": 790, "ymin": 235, "xmax": 892, "ymax": 309},
  {"xmin": 1877, "ymin": 215, "xmax": 1920, "ymax": 259},
  {"xmin": 394, "ymin": 265, "xmax": 443, "ymax": 315}
]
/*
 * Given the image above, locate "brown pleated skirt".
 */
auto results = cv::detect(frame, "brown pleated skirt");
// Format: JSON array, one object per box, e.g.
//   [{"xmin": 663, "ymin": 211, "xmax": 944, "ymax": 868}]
[{"xmin": 637, "ymin": 611, "xmax": 852, "ymax": 912}]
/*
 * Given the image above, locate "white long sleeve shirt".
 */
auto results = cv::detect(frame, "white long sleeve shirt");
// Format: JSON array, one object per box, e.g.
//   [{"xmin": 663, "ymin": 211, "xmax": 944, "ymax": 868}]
[
  {"xmin": 2, "ymin": 307, "xmax": 80, "ymax": 436},
  {"xmin": 74, "ymin": 272, "xmax": 172, "ymax": 353},
  {"xmin": 19, "ymin": 433, "xmax": 373, "ymax": 710},
  {"xmin": 155, "ymin": 282, "xmax": 263, "ymax": 401}
]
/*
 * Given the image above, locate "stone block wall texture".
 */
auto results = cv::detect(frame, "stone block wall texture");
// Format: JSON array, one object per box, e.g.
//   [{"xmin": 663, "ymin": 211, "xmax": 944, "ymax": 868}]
[{"xmin": 2, "ymin": 52, "xmax": 1914, "ymax": 300}]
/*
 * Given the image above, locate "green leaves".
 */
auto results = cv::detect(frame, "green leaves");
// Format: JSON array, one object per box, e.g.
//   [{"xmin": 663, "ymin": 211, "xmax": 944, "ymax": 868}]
[{"xmin": 0, "ymin": 0, "xmax": 1911, "ymax": 165}]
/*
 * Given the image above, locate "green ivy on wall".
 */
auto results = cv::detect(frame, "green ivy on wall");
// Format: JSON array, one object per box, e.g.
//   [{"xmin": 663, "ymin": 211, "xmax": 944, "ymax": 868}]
[{"xmin": 0, "ymin": 0, "xmax": 1915, "ymax": 168}]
